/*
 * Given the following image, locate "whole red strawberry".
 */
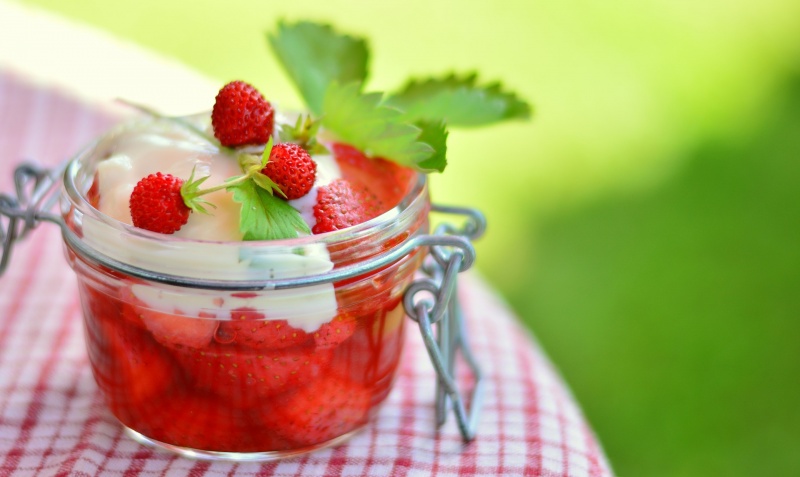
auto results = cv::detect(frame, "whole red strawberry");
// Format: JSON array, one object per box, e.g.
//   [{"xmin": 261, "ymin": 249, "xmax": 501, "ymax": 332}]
[
  {"xmin": 312, "ymin": 179, "xmax": 381, "ymax": 234},
  {"xmin": 262, "ymin": 143, "xmax": 317, "ymax": 200},
  {"xmin": 218, "ymin": 307, "xmax": 311, "ymax": 350},
  {"xmin": 129, "ymin": 172, "xmax": 190, "ymax": 234},
  {"xmin": 212, "ymin": 80, "xmax": 274, "ymax": 147}
]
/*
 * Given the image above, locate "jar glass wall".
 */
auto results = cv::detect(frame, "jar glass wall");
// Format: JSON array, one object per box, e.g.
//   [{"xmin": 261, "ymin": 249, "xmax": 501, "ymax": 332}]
[{"xmin": 59, "ymin": 123, "xmax": 430, "ymax": 460}]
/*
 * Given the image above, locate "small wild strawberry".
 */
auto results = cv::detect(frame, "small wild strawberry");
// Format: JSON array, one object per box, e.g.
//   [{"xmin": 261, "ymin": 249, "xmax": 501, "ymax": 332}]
[
  {"xmin": 262, "ymin": 143, "xmax": 317, "ymax": 200},
  {"xmin": 129, "ymin": 172, "xmax": 191, "ymax": 234},
  {"xmin": 212, "ymin": 80, "xmax": 274, "ymax": 147}
]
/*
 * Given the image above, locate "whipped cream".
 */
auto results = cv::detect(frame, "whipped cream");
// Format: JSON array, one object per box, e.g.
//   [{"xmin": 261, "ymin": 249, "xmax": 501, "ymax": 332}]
[
  {"xmin": 93, "ymin": 119, "xmax": 341, "ymax": 238},
  {"xmin": 83, "ymin": 117, "xmax": 342, "ymax": 331}
]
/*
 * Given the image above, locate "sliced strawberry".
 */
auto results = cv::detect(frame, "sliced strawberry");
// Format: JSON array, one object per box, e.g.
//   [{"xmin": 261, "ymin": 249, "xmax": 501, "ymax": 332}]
[
  {"xmin": 173, "ymin": 342, "xmax": 334, "ymax": 407},
  {"xmin": 332, "ymin": 143, "xmax": 416, "ymax": 208},
  {"xmin": 119, "ymin": 293, "xmax": 218, "ymax": 349},
  {"xmin": 258, "ymin": 374, "xmax": 372, "ymax": 447},
  {"xmin": 218, "ymin": 308, "xmax": 311, "ymax": 350},
  {"xmin": 141, "ymin": 393, "xmax": 288, "ymax": 452},
  {"xmin": 79, "ymin": 282, "xmax": 122, "ymax": 325},
  {"xmin": 83, "ymin": 307, "xmax": 178, "ymax": 422},
  {"xmin": 330, "ymin": 300, "xmax": 406, "ymax": 390},
  {"xmin": 139, "ymin": 309, "xmax": 218, "ymax": 349},
  {"xmin": 312, "ymin": 179, "xmax": 382, "ymax": 234},
  {"xmin": 143, "ymin": 394, "xmax": 250, "ymax": 451},
  {"xmin": 313, "ymin": 313, "xmax": 358, "ymax": 350},
  {"xmin": 117, "ymin": 287, "xmax": 147, "ymax": 329}
]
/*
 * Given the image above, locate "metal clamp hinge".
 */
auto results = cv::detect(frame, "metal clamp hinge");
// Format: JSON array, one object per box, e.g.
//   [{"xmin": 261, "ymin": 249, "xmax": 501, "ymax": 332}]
[
  {"xmin": 0, "ymin": 162, "xmax": 65, "ymax": 275},
  {"xmin": 403, "ymin": 204, "xmax": 486, "ymax": 442}
]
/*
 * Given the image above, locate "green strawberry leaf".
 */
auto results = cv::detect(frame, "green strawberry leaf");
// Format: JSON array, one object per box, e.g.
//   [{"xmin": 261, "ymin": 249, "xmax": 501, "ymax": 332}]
[
  {"xmin": 321, "ymin": 81, "xmax": 447, "ymax": 172},
  {"xmin": 415, "ymin": 120, "xmax": 448, "ymax": 172},
  {"xmin": 268, "ymin": 21, "xmax": 369, "ymax": 115},
  {"xmin": 386, "ymin": 72, "xmax": 532, "ymax": 127},
  {"xmin": 252, "ymin": 172, "xmax": 286, "ymax": 198},
  {"xmin": 228, "ymin": 179, "xmax": 310, "ymax": 241},
  {"xmin": 259, "ymin": 136, "xmax": 274, "ymax": 169},
  {"xmin": 181, "ymin": 166, "xmax": 216, "ymax": 215}
]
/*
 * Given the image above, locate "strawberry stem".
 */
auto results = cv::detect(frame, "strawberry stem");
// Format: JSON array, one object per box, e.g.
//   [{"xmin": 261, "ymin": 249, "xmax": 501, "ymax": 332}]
[
  {"xmin": 119, "ymin": 101, "xmax": 291, "ymax": 212},
  {"xmin": 180, "ymin": 138, "xmax": 285, "ymax": 213}
]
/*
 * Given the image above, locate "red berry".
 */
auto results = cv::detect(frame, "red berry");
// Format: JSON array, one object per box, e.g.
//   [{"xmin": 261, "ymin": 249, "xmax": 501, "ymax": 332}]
[
  {"xmin": 314, "ymin": 313, "xmax": 358, "ymax": 350},
  {"xmin": 312, "ymin": 179, "xmax": 382, "ymax": 234},
  {"xmin": 141, "ymin": 393, "xmax": 286, "ymax": 452},
  {"xmin": 172, "ymin": 342, "xmax": 334, "ymax": 406},
  {"xmin": 261, "ymin": 143, "xmax": 317, "ymax": 200},
  {"xmin": 332, "ymin": 143, "xmax": 416, "ymax": 207},
  {"xmin": 212, "ymin": 80, "xmax": 274, "ymax": 147},
  {"xmin": 85, "ymin": 312, "xmax": 177, "ymax": 419},
  {"xmin": 129, "ymin": 172, "xmax": 191, "ymax": 234},
  {"xmin": 133, "ymin": 305, "xmax": 219, "ymax": 349},
  {"xmin": 218, "ymin": 308, "xmax": 311, "ymax": 350},
  {"xmin": 258, "ymin": 374, "xmax": 372, "ymax": 446}
]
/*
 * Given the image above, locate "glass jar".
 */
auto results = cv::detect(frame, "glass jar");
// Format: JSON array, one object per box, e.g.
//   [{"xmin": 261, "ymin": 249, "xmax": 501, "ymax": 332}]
[{"xmin": 58, "ymin": 123, "xmax": 431, "ymax": 460}]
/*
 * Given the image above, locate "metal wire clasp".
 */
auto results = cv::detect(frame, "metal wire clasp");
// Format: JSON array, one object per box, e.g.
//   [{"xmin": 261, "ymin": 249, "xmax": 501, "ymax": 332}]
[
  {"xmin": 0, "ymin": 162, "xmax": 66, "ymax": 274},
  {"xmin": 403, "ymin": 205, "xmax": 486, "ymax": 442}
]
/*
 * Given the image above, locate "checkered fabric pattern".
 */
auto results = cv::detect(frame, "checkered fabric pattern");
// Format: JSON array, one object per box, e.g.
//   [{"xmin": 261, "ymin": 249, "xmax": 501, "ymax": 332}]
[{"xmin": 0, "ymin": 68, "xmax": 613, "ymax": 476}]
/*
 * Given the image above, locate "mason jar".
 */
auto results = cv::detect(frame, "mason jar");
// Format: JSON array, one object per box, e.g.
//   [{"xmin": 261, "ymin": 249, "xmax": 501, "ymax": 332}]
[{"xmin": 56, "ymin": 120, "xmax": 430, "ymax": 460}]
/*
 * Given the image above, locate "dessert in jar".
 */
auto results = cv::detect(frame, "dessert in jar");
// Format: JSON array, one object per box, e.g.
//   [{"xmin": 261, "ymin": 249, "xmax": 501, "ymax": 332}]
[
  {"xmin": 66, "ymin": 111, "xmax": 428, "ymax": 457},
  {"xmin": 0, "ymin": 20, "xmax": 530, "ymax": 460}
]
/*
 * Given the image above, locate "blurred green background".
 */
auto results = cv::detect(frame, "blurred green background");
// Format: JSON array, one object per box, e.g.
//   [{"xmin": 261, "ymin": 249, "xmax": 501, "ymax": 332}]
[{"xmin": 15, "ymin": 0, "xmax": 800, "ymax": 474}]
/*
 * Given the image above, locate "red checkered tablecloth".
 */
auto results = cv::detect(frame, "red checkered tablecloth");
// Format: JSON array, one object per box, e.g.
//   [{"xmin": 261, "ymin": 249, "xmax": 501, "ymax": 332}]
[{"xmin": 0, "ymin": 65, "xmax": 612, "ymax": 477}]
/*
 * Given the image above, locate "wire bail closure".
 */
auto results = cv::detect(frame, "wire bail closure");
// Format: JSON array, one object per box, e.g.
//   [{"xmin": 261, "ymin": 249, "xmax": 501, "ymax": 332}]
[
  {"xmin": 0, "ymin": 162, "xmax": 65, "ymax": 275},
  {"xmin": 404, "ymin": 205, "xmax": 486, "ymax": 441},
  {"xmin": 1, "ymin": 162, "xmax": 486, "ymax": 443}
]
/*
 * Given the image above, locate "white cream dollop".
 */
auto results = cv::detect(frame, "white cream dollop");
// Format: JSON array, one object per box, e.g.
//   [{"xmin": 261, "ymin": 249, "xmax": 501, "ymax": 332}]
[
  {"xmin": 84, "ymin": 119, "xmax": 342, "ymax": 331},
  {"xmin": 96, "ymin": 124, "xmax": 244, "ymax": 241}
]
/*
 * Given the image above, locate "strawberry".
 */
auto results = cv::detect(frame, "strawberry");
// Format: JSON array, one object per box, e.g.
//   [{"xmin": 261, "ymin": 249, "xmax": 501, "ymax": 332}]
[
  {"xmin": 312, "ymin": 179, "xmax": 382, "ymax": 234},
  {"xmin": 129, "ymin": 172, "xmax": 191, "ymax": 234},
  {"xmin": 173, "ymin": 342, "xmax": 334, "ymax": 406},
  {"xmin": 332, "ymin": 143, "xmax": 416, "ymax": 208},
  {"xmin": 139, "ymin": 309, "xmax": 218, "ymax": 349},
  {"xmin": 144, "ymin": 395, "xmax": 251, "ymax": 451},
  {"xmin": 117, "ymin": 285, "xmax": 218, "ymax": 348},
  {"xmin": 141, "ymin": 393, "xmax": 288, "ymax": 452},
  {"xmin": 330, "ymin": 300, "xmax": 406, "ymax": 389},
  {"xmin": 83, "ymin": 309, "xmax": 178, "ymax": 423},
  {"xmin": 314, "ymin": 313, "xmax": 358, "ymax": 350},
  {"xmin": 261, "ymin": 142, "xmax": 317, "ymax": 200},
  {"xmin": 258, "ymin": 374, "xmax": 372, "ymax": 446},
  {"xmin": 211, "ymin": 80, "xmax": 274, "ymax": 147},
  {"xmin": 219, "ymin": 308, "xmax": 311, "ymax": 350}
]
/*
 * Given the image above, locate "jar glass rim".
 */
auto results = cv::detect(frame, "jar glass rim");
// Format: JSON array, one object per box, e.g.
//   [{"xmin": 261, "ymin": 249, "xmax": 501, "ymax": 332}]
[
  {"xmin": 60, "ymin": 122, "xmax": 431, "ymax": 289},
  {"xmin": 62, "ymin": 145, "xmax": 429, "ymax": 248}
]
